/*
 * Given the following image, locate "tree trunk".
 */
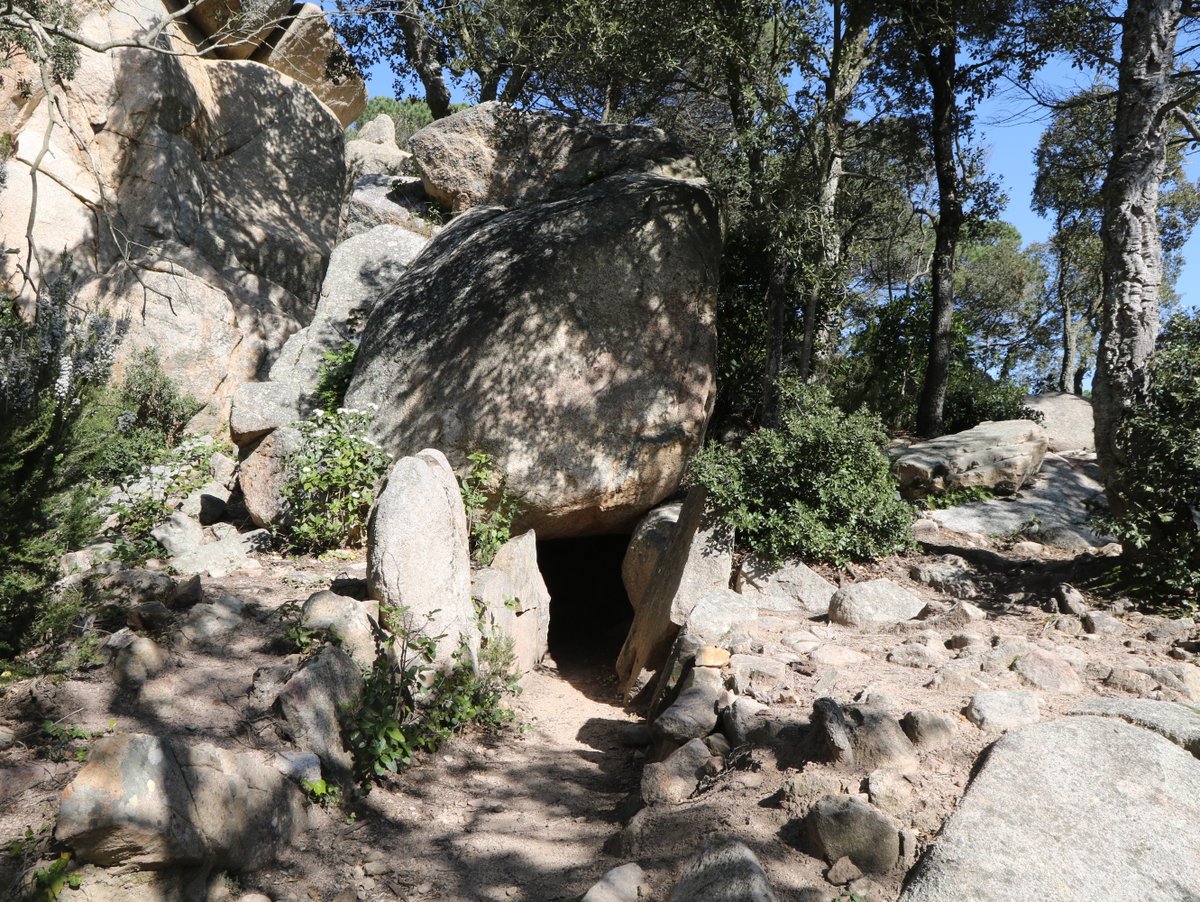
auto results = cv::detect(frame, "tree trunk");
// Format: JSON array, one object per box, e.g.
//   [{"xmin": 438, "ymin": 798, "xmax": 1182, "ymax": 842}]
[
  {"xmin": 760, "ymin": 251, "xmax": 791, "ymax": 427},
  {"xmin": 397, "ymin": 0, "xmax": 452, "ymax": 119},
  {"xmin": 1060, "ymin": 296, "xmax": 1076, "ymax": 393},
  {"xmin": 916, "ymin": 38, "xmax": 963, "ymax": 438},
  {"xmin": 1092, "ymin": 0, "xmax": 1179, "ymax": 511},
  {"xmin": 797, "ymin": 0, "xmax": 872, "ymax": 381}
]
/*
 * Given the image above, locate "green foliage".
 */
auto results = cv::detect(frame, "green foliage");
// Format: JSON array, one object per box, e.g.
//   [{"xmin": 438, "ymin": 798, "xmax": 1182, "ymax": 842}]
[
  {"xmin": 921, "ymin": 485, "xmax": 994, "ymax": 510},
  {"xmin": 459, "ymin": 451, "xmax": 519, "ymax": 567},
  {"xmin": 1105, "ymin": 314, "xmax": 1200, "ymax": 609},
  {"xmin": 312, "ymin": 342, "xmax": 358, "ymax": 413},
  {"xmin": 350, "ymin": 96, "xmax": 437, "ymax": 145},
  {"xmin": 344, "ymin": 607, "xmax": 520, "ymax": 790},
  {"xmin": 33, "ymin": 852, "xmax": 82, "ymax": 901},
  {"xmin": 835, "ymin": 291, "xmax": 1042, "ymax": 435},
  {"xmin": 108, "ymin": 439, "xmax": 211, "ymax": 565},
  {"xmin": 689, "ymin": 382, "xmax": 914, "ymax": 565},
  {"xmin": 274, "ymin": 408, "xmax": 392, "ymax": 555},
  {"xmin": 36, "ymin": 719, "xmax": 94, "ymax": 763},
  {"xmin": 300, "ymin": 777, "xmax": 342, "ymax": 808}
]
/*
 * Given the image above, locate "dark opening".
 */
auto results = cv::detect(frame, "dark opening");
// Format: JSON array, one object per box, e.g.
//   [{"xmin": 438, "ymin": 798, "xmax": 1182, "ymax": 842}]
[{"xmin": 537, "ymin": 535, "xmax": 634, "ymax": 672}]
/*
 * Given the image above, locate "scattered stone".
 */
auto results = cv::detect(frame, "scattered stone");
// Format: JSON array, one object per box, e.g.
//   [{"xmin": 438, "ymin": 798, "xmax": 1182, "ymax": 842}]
[
  {"xmin": 805, "ymin": 794, "xmax": 901, "ymax": 875},
  {"xmin": 704, "ymin": 733, "xmax": 732, "ymax": 758},
  {"xmin": 900, "ymin": 711, "xmax": 957, "ymax": 750},
  {"xmin": 887, "ymin": 642, "xmax": 946, "ymax": 669},
  {"xmin": 619, "ymin": 724, "xmax": 652, "ymax": 748},
  {"xmin": 866, "ymin": 769, "xmax": 913, "ymax": 818},
  {"xmin": 1146, "ymin": 617, "xmax": 1196, "ymax": 642},
  {"xmin": 57, "ymin": 733, "xmax": 304, "ymax": 870},
  {"xmin": 1083, "ymin": 610, "xmax": 1125, "ymax": 635},
  {"xmin": 1010, "ymin": 649, "xmax": 1084, "ymax": 694},
  {"xmin": 696, "ymin": 646, "xmax": 732, "ymax": 668},
  {"xmin": 180, "ymin": 597, "xmax": 244, "ymax": 645},
  {"xmin": 150, "ymin": 512, "xmax": 204, "ymax": 558},
  {"xmin": 964, "ymin": 690, "xmax": 1040, "ymax": 732},
  {"xmin": 811, "ymin": 699, "xmax": 917, "ymax": 774},
  {"xmin": 783, "ymin": 771, "xmax": 848, "ymax": 817},
  {"xmin": 641, "ymin": 738, "xmax": 715, "ymax": 805},
  {"xmin": 898, "ymin": 717, "xmax": 1200, "ymax": 901},
  {"xmin": 112, "ymin": 637, "xmax": 169, "ymax": 688},
  {"xmin": 736, "ymin": 556, "xmax": 839, "ymax": 614},
  {"xmin": 668, "ymin": 837, "xmax": 779, "ymax": 902},
  {"xmin": 722, "ymin": 697, "xmax": 769, "ymax": 747},
  {"xmin": 1103, "ymin": 665, "xmax": 1162, "ymax": 697},
  {"xmin": 828, "ymin": 580, "xmax": 927, "ymax": 628},
  {"xmin": 652, "ymin": 683, "xmax": 721, "ymax": 745},
  {"xmin": 238, "ymin": 426, "xmax": 304, "ymax": 528},
  {"xmin": 1010, "ymin": 540, "xmax": 1044, "ymax": 556},
  {"xmin": 274, "ymin": 645, "xmax": 364, "ymax": 779},
  {"xmin": 172, "ymin": 529, "xmax": 270, "ymax": 577},
  {"xmin": 300, "ymin": 590, "xmax": 379, "ymax": 670},
  {"xmin": 582, "ymin": 863, "xmax": 649, "ymax": 902},
  {"xmin": 826, "ymin": 856, "xmax": 864, "ymax": 886},
  {"xmin": 1053, "ymin": 583, "xmax": 1090, "ymax": 615},
  {"xmin": 728, "ymin": 654, "xmax": 789, "ymax": 694},
  {"xmin": 909, "ymin": 555, "xmax": 978, "ymax": 599},
  {"xmin": 810, "ymin": 645, "xmax": 869, "ymax": 667},
  {"xmin": 1137, "ymin": 664, "xmax": 1200, "ymax": 702},
  {"xmin": 927, "ymin": 665, "xmax": 989, "ymax": 694}
]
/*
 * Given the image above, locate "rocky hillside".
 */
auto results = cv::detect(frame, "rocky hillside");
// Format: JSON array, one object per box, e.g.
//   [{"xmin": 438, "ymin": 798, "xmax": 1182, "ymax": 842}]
[{"xmin": 2, "ymin": 7, "xmax": 1200, "ymax": 902}]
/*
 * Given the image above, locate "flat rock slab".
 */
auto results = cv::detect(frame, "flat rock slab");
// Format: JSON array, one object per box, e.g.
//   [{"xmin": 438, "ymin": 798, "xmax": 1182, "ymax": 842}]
[
  {"xmin": 929, "ymin": 453, "xmax": 1108, "ymax": 549},
  {"xmin": 1026, "ymin": 392, "xmax": 1095, "ymax": 452},
  {"xmin": 1068, "ymin": 698, "xmax": 1200, "ymax": 758},
  {"xmin": 891, "ymin": 419, "xmax": 1047, "ymax": 499},
  {"xmin": 899, "ymin": 716, "xmax": 1200, "ymax": 901}
]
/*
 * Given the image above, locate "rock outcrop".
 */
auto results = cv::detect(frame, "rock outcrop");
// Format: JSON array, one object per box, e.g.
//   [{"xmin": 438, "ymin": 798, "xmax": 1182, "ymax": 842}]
[
  {"xmin": 346, "ymin": 171, "xmax": 721, "ymax": 538},
  {"xmin": 1, "ymin": 0, "xmax": 348, "ymax": 425},
  {"xmin": 891, "ymin": 420, "xmax": 1048, "ymax": 500},
  {"xmin": 409, "ymin": 101, "xmax": 702, "ymax": 212},
  {"xmin": 1026, "ymin": 392, "xmax": 1095, "ymax": 452},
  {"xmin": 899, "ymin": 717, "xmax": 1200, "ymax": 901}
]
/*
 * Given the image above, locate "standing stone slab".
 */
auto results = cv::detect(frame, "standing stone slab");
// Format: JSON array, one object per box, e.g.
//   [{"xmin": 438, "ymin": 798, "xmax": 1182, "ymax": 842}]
[
  {"xmin": 616, "ymin": 488, "xmax": 733, "ymax": 701},
  {"xmin": 899, "ymin": 717, "xmax": 1200, "ymax": 901},
  {"xmin": 367, "ymin": 449, "xmax": 478, "ymax": 666},
  {"xmin": 489, "ymin": 531, "xmax": 551, "ymax": 670},
  {"xmin": 623, "ymin": 502, "xmax": 683, "ymax": 611},
  {"xmin": 736, "ymin": 556, "xmax": 838, "ymax": 614}
]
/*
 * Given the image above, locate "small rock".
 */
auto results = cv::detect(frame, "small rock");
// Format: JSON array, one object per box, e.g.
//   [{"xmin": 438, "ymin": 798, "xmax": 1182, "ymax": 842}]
[
  {"xmin": 1054, "ymin": 583, "xmax": 1089, "ymax": 616},
  {"xmin": 1011, "ymin": 649, "xmax": 1084, "ymax": 694},
  {"xmin": 582, "ymin": 863, "xmax": 649, "ymax": 902},
  {"xmin": 900, "ymin": 710, "xmax": 956, "ymax": 750},
  {"xmin": 695, "ymin": 646, "xmax": 731, "ymax": 668},
  {"xmin": 1011, "ymin": 541, "xmax": 1044, "ymax": 556},
  {"xmin": 828, "ymin": 580, "xmax": 927, "ymax": 628},
  {"xmin": 826, "ymin": 856, "xmax": 864, "ymax": 886},
  {"xmin": 908, "ymin": 555, "xmax": 978, "ymax": 599},
  {"xmin": 112, "ymin": 637, "xmax": 169, "ymax": 688},
  {"xmin": 805, "ymin": 794, "xmax": 901, "ymax": 875},
  {"xmin": 887, "ymin": 643, "xmax": 945, "ymax": 669},
  {"xmin": 619, "ymin": 723, "xmax": 651, "ymax": 747},
  {"xmin": 150, "ymin": 512, "xmax": 204, "ymax": 558},
  {"xmin": 866, "ymin": 769, "xmax": 913, "ymax": 817},
  {"xmin": 926, "ymin": 666, "xmax": 988, "ymax": 693},
  {"xmin": 810, "ymin": 645, "xmax": 869, "ymax": 667},
  {"xmin": 652, "ymin": 684, "xmax": 721, "ymax": 745},
  {"xmin": 641, "ymin": 739, "xmax": 714, "ymax": 805},
  {"xmin": 668, "ymin": 837, "xmax": 778, "ymax": 901},
  {"xmin": 704, "ymin": 733, "xmax": 732, "ymax": 758},
  {"xmin": 1083, "ymin": 611, "xmax": 1125, "ymax": 635},
  {"xmin": 722, "ymin": 697, "xmax": 768, "ymax": 747},
  {"xmin": 811, "ymin": 698, "xmax": 917, "ymax": 774},
  {"xmin": 964, "ymin": 690, "xmax": 1041, "ymax": 732},
  {"xmin": 728, "ymin": 654, "xmax": 789, "ymax": 694},
  {"xmin": 783, "ymin": 771, "xmax": 847, "ymax": 816}
]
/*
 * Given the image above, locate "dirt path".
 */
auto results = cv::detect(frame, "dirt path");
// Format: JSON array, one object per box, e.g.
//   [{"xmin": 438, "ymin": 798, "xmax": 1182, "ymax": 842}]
[{"xmin": 274, "ymin": 660, "xmax": 641, "ymax": 902}]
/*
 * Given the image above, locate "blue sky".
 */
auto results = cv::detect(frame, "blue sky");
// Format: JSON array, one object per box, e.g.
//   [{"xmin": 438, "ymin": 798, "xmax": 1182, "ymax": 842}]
[{"xmin": 361, "ymin": 58, "xmax": 1197, "ymax": 311}]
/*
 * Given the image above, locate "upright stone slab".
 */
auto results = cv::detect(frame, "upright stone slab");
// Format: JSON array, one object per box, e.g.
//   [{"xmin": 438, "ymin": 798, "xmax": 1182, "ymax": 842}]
[
  {"xmin": 472, "ymin": 531, "xmax": 551, "ymax": 673},
  {"xmin": 899, "ymin": 717, "xmax": 1200, "ymax": 901},
  {"xmin": 367, "ymin": 449, "xmax": 478, "ymax": 666},
  {"xmin": 623, "ymin": 501, "xmax": 683, "ymax": 612},
  {"xmin": 615, "ymin": 488, "xmax": 732, "ymax": 701}
]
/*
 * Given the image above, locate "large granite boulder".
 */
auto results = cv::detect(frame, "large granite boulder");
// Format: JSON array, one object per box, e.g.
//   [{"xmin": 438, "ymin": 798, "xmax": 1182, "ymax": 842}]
[
  {"xmin": 899, "ymin": 716, "xmax": 1200, "ymax": 901},
  {"xmin": 891, "ymin": 420, "xmax": 1048, "ymax": 500},
  {"xmin": 1025, "ymin": 392, "xmax": 1095, "ymax": 452},
  {"xmin": 251, "ymin": 3, "xmax": 367, "ymax": 127},
  {"xmin": 409, "ymin": 101, "xmax": 702, "ymax": 212},
  {"xmin": 345, "ymin": 172, "xmax": 720, "ymax": 538},
  {"xmin": 2, "ymin": 1, "xmax": 346, "ymax": 426}
]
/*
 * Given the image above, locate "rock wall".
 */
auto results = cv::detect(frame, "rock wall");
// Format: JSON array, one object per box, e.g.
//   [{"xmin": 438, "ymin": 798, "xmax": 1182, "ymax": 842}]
[{"xmin": 0, "ymin": 0, "xmax": 348, "ymax": 426}]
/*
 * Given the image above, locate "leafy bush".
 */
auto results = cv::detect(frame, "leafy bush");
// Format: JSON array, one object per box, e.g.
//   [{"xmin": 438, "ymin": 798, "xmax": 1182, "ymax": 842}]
[
  {"xmin": 344, "ymin": 606, "xmax": 519, "ymax": 790},
  {"xmin": 689, "ymin": 382, "xmax": 914, "ymax": 565},
  {"xmin": 459, "ymin": 451, "xmax": 519, "ymax": 566},
  {"xmin": 275, "ymin": 408, "xmax": 392, "ymax": 554},
  {"xmin": 311, "ymin": 342, "xmax": 357, "ymax": 413},
  {"xmin": 1106, "ymin": 313, "xmax": 1200, "ymax": 609}
]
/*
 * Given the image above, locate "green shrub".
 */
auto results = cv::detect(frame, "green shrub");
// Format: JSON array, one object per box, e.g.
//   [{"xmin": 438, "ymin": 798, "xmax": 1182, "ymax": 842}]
[
  {"xmin": 459, "ymin": 451, "xmax": 519, "ymax": 566},
  {"xmin": 344, "ymin": 606, "xmax": 520, "ymax": 790},
  {"xmin": 1106, "ymin": 313, "xmax": 1200, "ymax": 609},
  {"xmin": 108, "ymin": 438, "xmax": 211, "ymax": 564},
  {"xmin": 311, "ymin": 342, "xmax": 357, "ymax": 413},
  {"xmin": 275, "ymin": 408, "xmax": 392, "ymax": 554},
  {"xmin": 689, "ymin": 382, "xmax": 914, "ymax": 565}
]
